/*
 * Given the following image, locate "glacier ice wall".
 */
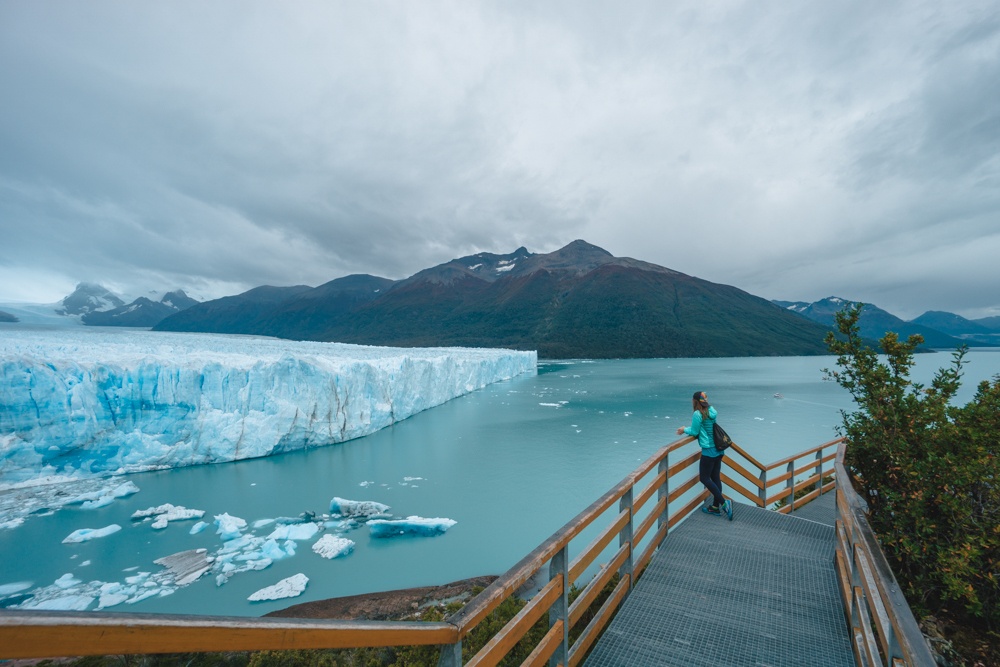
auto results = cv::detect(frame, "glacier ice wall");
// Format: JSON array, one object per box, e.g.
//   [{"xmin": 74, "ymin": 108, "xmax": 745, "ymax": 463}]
[{"xmin": 0, "ymin": 330, "xmax": 536, "ymax": 485}]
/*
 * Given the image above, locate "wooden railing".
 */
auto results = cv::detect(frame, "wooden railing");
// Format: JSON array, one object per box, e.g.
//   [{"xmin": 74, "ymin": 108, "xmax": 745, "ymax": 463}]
[
  {"xmin": 721, "ymin": 437, "xmax": 839, "ymax": 512},
  {"xmin": 833, "ymin": 439, "xmax": 936, "ymax": 667},
  {"xmin": 0, "ymin": 434, "xmax": 881, "ymax": 666}
]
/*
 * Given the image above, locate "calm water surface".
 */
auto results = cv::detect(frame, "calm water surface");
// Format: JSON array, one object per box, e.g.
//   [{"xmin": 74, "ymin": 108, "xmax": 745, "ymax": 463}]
[{"xmin": 2, "ymin": 350, "xmax": 998, "ymax": 616}]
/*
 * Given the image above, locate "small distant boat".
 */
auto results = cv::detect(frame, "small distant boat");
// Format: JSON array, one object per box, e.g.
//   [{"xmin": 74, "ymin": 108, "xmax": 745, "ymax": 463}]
[{"xmin": 773, "ymin": 393, "xmax": 783, "ymax": 399}]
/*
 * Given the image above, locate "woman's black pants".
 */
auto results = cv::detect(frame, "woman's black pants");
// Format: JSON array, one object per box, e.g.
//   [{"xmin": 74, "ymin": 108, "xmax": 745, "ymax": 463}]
[{"xmin": 699, "ymin": 454, "xmax": 725, "ymax": 507}]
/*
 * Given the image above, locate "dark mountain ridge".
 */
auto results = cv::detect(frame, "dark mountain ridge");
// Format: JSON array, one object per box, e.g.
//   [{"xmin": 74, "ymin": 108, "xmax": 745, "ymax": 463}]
[
  {"xmin": 775, "ymin": 298, "xmax": 997, "ymax": 348},
  {"xmin": 157, "ymin": 240, "xmax": 832, "ymax": 359},
  {"xmin": 82, "ymin": 289, "xmax": 201, "ymax": 327}
]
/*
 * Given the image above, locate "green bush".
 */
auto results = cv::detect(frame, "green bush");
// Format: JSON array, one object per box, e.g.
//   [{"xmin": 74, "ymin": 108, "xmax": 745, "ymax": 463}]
[{"xmin": 826, "ymin": 304, "xmax": 1000, "ymax": 628}]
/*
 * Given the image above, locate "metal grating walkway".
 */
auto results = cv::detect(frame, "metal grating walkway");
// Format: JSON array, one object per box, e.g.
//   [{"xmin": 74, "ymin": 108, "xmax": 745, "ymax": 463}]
[{"xmin": 583, "ymin": 493, "xmax": 854, "ymax": 667}]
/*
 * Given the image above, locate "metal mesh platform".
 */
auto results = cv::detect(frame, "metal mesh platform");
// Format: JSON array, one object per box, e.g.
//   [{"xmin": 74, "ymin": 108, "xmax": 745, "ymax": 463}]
[
  {"xmin": 788, "ymin": 491, "xmax": 838, "ymax": 526},
  {"xmin": 583, "ymin": 497, "xmax": 854, "ymax": 667}
]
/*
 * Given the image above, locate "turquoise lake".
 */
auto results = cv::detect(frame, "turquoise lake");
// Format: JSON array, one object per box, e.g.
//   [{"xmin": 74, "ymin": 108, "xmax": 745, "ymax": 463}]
[{"xmin": 2, "ymin": 349, "xmax": 998, "ymax": 617}]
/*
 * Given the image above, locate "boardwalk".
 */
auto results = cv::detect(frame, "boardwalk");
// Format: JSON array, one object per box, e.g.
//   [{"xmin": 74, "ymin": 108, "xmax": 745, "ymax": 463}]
[{"xmin": 584, "ymin": 493, "xmax": 854, "ymax": 667}]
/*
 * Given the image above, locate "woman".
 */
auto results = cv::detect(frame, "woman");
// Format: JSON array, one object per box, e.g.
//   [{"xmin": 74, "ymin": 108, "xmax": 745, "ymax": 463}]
[{"xmin": 676, "ymin": 391, "xmax": 733, "ymax": 520}]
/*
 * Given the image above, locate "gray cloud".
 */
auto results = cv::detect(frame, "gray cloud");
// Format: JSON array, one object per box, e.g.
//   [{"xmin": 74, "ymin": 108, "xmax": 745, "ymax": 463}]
[{"xmin": 0, "ymin": 1, "xmax": 997, "ymax": 319}]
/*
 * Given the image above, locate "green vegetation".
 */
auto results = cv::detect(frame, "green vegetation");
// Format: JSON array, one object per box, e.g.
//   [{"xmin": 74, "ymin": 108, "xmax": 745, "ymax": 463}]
[{"xmin": 826, "ymin": 304, "xmax": 1000, "ymax": 664}]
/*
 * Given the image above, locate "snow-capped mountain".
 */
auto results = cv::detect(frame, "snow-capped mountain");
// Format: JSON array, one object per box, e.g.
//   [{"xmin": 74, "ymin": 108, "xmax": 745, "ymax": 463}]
[
  {"xmin": 82, "ymin": 290, "xmax": 200, "ymax": 327},
  {"xmin": 55, "ymin": 282, "xmax": 126, "ymax": 316},
  {"xmin": 1, "ymin": 284, "xmax": 201, "ymax": 329}
]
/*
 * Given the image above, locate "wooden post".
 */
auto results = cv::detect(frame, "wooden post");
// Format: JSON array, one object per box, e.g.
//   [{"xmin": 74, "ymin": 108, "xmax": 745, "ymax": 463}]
[
  {"xmin": 549, "ymin": 546, "xmax": 570, "ymax": 667},
  {"xmin": 658, "ymin": 453, "xmax": 670, "ymax": 531},
  {"xmin": 758, "ymin": 468, "xmax": 767, "ymax": 508},
  {"xmin": 437, "ymin": 639, "xmax": 462, "ymax": 667},
  {"xmin": 619, "ymin": 487, "xmax": 634, "ymax": 590},
  {"xmin": 815, "ymin": 448, "xmax": 824, "ymax": 497},
  {"xmin": 786, "ymin": 461, "xmax": 795, "ymax": 512}
]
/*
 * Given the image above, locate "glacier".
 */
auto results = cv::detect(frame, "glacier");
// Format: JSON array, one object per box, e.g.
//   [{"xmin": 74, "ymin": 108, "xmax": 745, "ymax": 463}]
[{"xmin": 0, "ymin": 329, "xmax": 536, "ymax": 486}]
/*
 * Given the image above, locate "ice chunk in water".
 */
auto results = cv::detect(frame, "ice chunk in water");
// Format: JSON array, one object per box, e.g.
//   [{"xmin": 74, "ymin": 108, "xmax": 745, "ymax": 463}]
[
  {"xmin": 62, "ymin": 524, "xmax": 121, "ymax": 543},
  {"xmin": 153, "ymin": 549, "xmax": 212, "ymax": 587},
  {"xmin": 72, "ymin": 482, "xmax": 140, "ymax": 509},
  {"xmin": 329, "ymin": 497, "xmax": 390, "ymax": 518},
  {"xmin": 21, "ymin": 595, "xmax": 95, "ymax": 611},
  {"xmin": 190, "ymin": 521, "xmax": 208, "ymax": 535},
  {"xmin": 247, "ymin": 573, "xmax": 308, "ymax": 602},
  {"xmin": 267, "ymin": 523, "xmax": 319, "ymax": 541},
  {"xmin": 312, "ymin": 535, "xmax": 355, "ymax": 559},
  {"xmin": 0, "ymin": 581, "xmax": 32, "ymax": 596},
  {"xmin": 133, "ymin": 504, "xmax": 205, "ymax": 529},
  {"xmin": 367, "ymin": 516, "xmax": 456, "ymax": 538},
  {"xmin": 215, "ymin": 513, "xmax": 247, "ymax": 540}
]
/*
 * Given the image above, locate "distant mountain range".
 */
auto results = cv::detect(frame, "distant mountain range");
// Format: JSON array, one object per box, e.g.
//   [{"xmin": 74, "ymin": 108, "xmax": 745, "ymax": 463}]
[
  {"xmin": 156, "ymin": 240, "xmax": 834, "ymax": 358},
  {"xmin": 5, "ymin": 246, "xmax": 996, "ymax": 358},
  {"xmin": 773, "ymin": 297, "xmax": 1000, "ymax": 347},
  {"xmin": 82, "ymin": 290, "xmax": 200, "ymax": 327},
  {"xmin": 0, "ymin": 283, "xmax": 201, "ymax": 328}
]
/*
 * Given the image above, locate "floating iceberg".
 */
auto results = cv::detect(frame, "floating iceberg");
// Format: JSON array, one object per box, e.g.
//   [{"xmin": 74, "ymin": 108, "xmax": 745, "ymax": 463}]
[
  {"xmin": 367, "ymin": 516, "xmax": 457, "ymax": 538},
  {"xmin": 153, "ymin": 549, "xmax": 212, "ymax": 587},
  {"xmin": 132, "ymin": 504, "xmax": 205, "ymax": 529},
  {"xmin": 0, "ymin": 581, "xmax": 32, "ymax": 596},
  {"xmin": 330, "ymin": 497, "xmax": 391, "ymax": 518},
  {"xmin": 62, "ymin": 524, "xmax": 122, "ymax": 543},
  {"xmin": 68, "ymin": 481, "xmax": 140, "ymax": 509},
  {"xmin": 21, "ymin": 594, "xmax": 95, "ymax": 611},
  {"xmin": 312, "ymin": 534, "xmax": 355, "ymax": 559},
  {"xmin": 0, "ymin": 330, "xmax": 536, "ymax": 485},
  {"xmin": 16, "ymin": 566, "xmax": 182, "ymax": 612},
  {"xmin": 0, "ymin": 477, "xmax": 142, "ymax": 533},
  {"xmin": 215, "ymin": 513, "xmax": 247, "ymax": 541},
  {"xmin": 267, "ymin": 523, "xmax": 319, "ymax": 541},
  {"xmin": 248, "ymin": 573, "xmax": 308, "ymax": 602}
]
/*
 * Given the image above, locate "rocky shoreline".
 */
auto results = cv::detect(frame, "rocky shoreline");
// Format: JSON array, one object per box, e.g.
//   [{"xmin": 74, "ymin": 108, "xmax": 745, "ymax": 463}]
[{"xmin": 266, "ymin": 575, "xmax": 499, "ymax": 621}]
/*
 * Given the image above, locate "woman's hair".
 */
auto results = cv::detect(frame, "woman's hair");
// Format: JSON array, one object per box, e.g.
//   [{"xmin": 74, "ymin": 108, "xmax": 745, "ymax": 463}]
[{"xmin": 692, "ymin": 391, "xmax": 711, "ymax": 419}]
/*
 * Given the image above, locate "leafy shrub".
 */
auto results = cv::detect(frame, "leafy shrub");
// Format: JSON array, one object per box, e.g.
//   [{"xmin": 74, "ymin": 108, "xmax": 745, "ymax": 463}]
[{"xmin": 826, "ymin": 304, "xmax": 1000, "ymax": 629}]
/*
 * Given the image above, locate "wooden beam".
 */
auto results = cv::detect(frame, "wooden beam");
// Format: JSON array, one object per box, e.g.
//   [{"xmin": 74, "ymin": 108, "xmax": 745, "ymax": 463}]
[
  {"xmin": 519, "ymin": 620, "xmax": 564, "ymax": 667},
  {"xmin": 568, "ymin": 545, "xmax": 629, "ymax": 629},
  {"xmin": 633, "ymin": 470, "xmax": 666, "ymax": 513},
  {"xmin": 634, "ymin": 523, "xmax": 668, "ymax": 579},
  {"xmin": 633, "ymin": 496, "xmax": 667, "ymax": 545},
  {"xmin": 466, "ymin": 575, "xmax": 563, "ymax": 667},
  {"xmin": 567, "ymin": 576, "xmax": 629, "ymax": 667},
  {"xmin": 725, "ymin": 458, "xmax": 764, "ymax": 490},
  {"xmin": 0, "ymin": 613, "xmax": 457, "ymax": 659},
  {"xmin": 720, "ymin": 473, "xmax": 762, "ymax": 507},
  {"xmin": 568, "ymin": 510, "xmax": 628, "ymax": 585}
]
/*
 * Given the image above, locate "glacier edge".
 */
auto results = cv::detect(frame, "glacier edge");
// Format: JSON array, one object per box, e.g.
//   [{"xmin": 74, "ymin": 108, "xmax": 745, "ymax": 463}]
[{"xmin": 0, "ymin": 330, "xmax": 536, "ymax": 486}]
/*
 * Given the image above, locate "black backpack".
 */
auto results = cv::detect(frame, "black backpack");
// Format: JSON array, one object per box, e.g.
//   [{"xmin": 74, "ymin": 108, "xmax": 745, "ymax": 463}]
[{"xmin": 712, "ymin": 422, "xmax": 733, "ymax": 451}]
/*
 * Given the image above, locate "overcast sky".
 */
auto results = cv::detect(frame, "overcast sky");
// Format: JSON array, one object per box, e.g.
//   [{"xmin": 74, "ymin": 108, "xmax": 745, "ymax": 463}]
[{"xmin": 1, "ymin": 1, "xmax": 998, "ymax": 319}]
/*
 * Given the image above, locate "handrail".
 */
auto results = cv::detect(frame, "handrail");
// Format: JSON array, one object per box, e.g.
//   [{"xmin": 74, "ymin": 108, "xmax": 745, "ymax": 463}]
[
  {"xmin": 0, "ymin": 434, "xmax": 864, "ymax": 664},
  {"xmin": 834, "ymin": 439, "xmax": 936, "ymax": 667},
  {"xmin": 722, "ymin": 436, "xmax": 841, "ymax": 514}
]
